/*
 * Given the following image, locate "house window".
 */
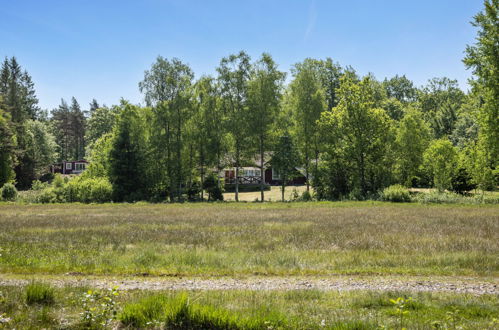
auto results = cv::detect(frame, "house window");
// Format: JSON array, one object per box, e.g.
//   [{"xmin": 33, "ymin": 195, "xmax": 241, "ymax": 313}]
[
  {"xmin": 272, "ymin": 168, "xmax": 280, "ymax": 180},
  {"xmin": 75, "ymin": 163, "xmax": 86, "ymax": 171},
  {"xmin": 66, "ymin": 162, "xmax": 72, "ymax": 170}
]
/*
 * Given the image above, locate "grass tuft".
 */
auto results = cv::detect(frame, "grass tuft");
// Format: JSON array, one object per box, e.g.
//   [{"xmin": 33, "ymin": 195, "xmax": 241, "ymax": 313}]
[{"xmin": 25, "ymin": 282, "xmax": 55, "ymax": 305}]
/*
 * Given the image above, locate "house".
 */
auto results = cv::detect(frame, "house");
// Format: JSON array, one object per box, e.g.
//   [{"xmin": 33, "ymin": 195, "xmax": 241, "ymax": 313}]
[
  {"xmin": 222, "ymin": 154, "xmax": 307, "ymax": 186},
  {"xmin": 51, "ymin": 160, "xmax": 88, "ymax": 175}
]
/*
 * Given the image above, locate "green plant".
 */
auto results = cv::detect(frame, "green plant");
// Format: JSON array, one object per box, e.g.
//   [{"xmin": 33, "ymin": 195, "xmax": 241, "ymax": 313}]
[
  {"xmin": 120, "ymin": 295, "xmax": 168, "ymax": 328},
  {"xmin": 381, "ymin": 185, "xmax": 411, "ymax": 202},
  {"xmin": 80, "ymin": 287, "xmax": 120, "ymax": 328},
  {"xmin": 0, "ymin": 183, "xmax": 17, "ymax": 201},
  {"xmin": 25, "ymin": 282, "xmax": 55, "ymax": 305},
  {"xmin": 390, "ymin": 297, "xmax": 412, "ymax": 330}
]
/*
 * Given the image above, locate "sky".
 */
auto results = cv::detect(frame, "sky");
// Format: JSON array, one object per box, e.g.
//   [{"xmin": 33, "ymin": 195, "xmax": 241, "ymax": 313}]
[{"xmin": 0, "ymin": 0, "xmax": 483, "ymax": 111}]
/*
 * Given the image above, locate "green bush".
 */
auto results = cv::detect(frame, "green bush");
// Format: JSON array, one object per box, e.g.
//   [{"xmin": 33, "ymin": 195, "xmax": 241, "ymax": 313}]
[
  {"xmin": 66, "ymin": 177, "xmax": 113, "ymax": 203},
  {"xmin": 0, "ymin": 183, "xmax": 17, "ymax": 201},
  {"xmin": 25, "ymin": 282, "xmax": 55, "ymax": 305},
  {"xmin": 37, "ymin": 188, "xmax": 58, "ymax": 203},
  {"xmin": 381, "ymin": 185, "xmax": 411, "ymax": 202}
]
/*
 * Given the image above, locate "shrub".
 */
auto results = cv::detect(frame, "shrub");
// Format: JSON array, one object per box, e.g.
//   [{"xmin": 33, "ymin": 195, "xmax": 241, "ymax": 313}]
[
  {"xmin": 25, "ymin": 282, "xmax": 55, "ymax": 305},
  {"xmin": 203, "ymin": 174, "xmax": 224, "ymax": 201},
  {"xmin": 66, "ymin": 177, "xmax": 113, "ymax": 203},
  {"xmin": 37, "ymin": 188, "xmax": 58, "ymax": 203},
  {"xmin": 31, "ymin": 180, "xmax": 48, "ymax": 191},
  {"xmin": 451, "ymin": 167, "xmax": 476, "ymax": 195},
  {"xmin": 381, "ymin": 185, "xmax": 411, "ymax": 202},
  {"xmin": 0, "ymin": 183, "xmax": 17, "ymax": 201}
]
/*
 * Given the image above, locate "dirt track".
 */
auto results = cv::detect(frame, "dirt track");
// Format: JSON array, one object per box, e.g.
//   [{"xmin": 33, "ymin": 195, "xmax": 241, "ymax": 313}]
[{"xmin": 1, "ymin": 276, "xmax": 497, "ymax": 295}]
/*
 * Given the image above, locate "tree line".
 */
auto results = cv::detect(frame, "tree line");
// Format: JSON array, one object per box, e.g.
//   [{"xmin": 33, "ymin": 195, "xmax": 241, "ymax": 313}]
[{"xmin": 0, "ymin": 0, "xmax": 497, "ymax": 202}]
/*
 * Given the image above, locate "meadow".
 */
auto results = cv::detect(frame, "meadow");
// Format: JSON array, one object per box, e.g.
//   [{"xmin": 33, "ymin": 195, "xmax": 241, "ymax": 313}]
[{"xmin": 0, "ymin": 202, "xmax": 498, "ymax": 277}]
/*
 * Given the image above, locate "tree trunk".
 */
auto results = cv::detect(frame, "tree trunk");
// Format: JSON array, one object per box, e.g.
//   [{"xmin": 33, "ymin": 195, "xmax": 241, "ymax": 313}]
[
  {"xmin": 305, "ymin": 152, "xmax": 310, "ymax": 192},
  {"xmin": 235, "ymin": 146, "xmax": 239, "ymax": 202},
  {"xmin": 260, "ymin": 136, "xmax": 264, "ymax": 202},
  {"xmin": 281, "ymin": 182, "xmax": 285, "ymax": 202}
]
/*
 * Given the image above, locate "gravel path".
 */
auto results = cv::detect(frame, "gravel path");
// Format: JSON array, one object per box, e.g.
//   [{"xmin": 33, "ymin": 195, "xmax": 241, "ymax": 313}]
[{"xmin": 1, "ymin": 276, "xmax": 498, "ymax": 295}]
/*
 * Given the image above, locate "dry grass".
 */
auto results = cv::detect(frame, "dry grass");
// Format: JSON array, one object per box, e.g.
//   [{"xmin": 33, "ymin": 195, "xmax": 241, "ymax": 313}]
[{"xmin": 0, "ymin": 202, "xmax": 497, "ymax": 277}]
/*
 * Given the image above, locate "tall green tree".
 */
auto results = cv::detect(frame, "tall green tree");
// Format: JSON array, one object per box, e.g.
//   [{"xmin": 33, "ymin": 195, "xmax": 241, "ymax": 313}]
[
  {"xmin": 0, "ymin": 104, "xmax": 16, "ymax": 186},
  {"xmin": 191, "ymin": 76, "xmax": 227, "ymax": 199},
  {"xmin": 0, "ymin": 57, "xmax": 40, "ymax": 188},
  {"xmin": 423, "ymin": 139, "xmax": 458, "ymax": 192},
  {"xmin": 109, "ymin": 101, "xmax": 148, "ymax": 202},
  {"xmin": 271, "ymin": 135, "xmax": 299, "ymax": 201},
  {"xmin": 51, "ymin": 99, "xmax": 72, "ymax": 161},
  {"xmin": 140, "ymin": 56, "xmax": 194, "ymax": 201},
  {"xmin": 383, "ymin": 75, "xmax": 417, "ymax": 103},
  {"xmin": 69, "ymin": 97, "xmax": 86, "ymax": 160},
  {"xmin": 418, "ymin": 77, "xmax": 464, "ymax": 139},
  {"xmin": 463, "ymin": 0, "xmax": 499, "ymax": 170},
  {"xmin": 24, "ymin": 120, "xmax": 58, "ymax": 179},
  {"xmin": 289, "ymin": 59, "xmax": 327, "ymax": 191},
  {"xmin": 85, "ymin": 105, "xmax": 118, "ymax": 148},
  {"xmin": 217, "ymin": 51, "xmax": 251, "ymax": 201},
  {"xmin": 319, "ymin": 75, "xmax": 395, "ymax": 197},
  {"xmin": 394, "ymin": 107, "xmax": 431, "ymax": 186},
  {"xmin": 247, "ymin": 53, "xmax": 285, "ymax": 201}
]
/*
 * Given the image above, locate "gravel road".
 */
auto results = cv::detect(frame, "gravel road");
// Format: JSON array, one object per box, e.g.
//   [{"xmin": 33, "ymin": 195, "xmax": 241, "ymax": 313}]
[{"xmin": 1, "ymin": 276, "xmax": 497, "ymax": 295}]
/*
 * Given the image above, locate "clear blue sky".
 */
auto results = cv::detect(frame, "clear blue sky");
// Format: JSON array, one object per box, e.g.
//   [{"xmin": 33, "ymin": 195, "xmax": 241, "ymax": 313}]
[{"xmin": 0, "ymin": 0, "xmax": 482, "ymax": 111}]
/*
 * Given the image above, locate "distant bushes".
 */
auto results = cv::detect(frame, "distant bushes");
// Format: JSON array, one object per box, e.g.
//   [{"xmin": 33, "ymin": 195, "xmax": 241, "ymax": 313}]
[
  {"xmin": 381, "ymin": 185, "xmax": 411, "ymax": 202},
  {"xmin": 0, "ymin": 182, "xmax": 17, "ymax": 201},
  {"xmin": 18, "ymin": 174, "xmax": 113, "ymax": 204}
]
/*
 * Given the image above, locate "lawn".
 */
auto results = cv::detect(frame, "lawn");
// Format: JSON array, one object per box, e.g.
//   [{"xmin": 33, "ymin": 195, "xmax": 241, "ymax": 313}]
[{"xmin": 0, "ymin": 202, "xmax": 497, "ymax": 277}]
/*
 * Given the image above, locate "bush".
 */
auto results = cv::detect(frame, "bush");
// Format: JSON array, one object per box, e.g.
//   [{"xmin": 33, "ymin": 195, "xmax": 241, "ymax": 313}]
[
  {"xmin": 203, "ymin": 174, "xmax": 224, "ymax": 201},
  {"xmin": 381, "ymin": 185, "xmax": 411, "ymax": 202},
  {"xmin": 37, "ymin": 188, "xmax": 58, "ymax": 203},
  {"xmin": 0, "ymin": 183, "xmax": 17, "ymax": 201},
  {"xmin": 66, "ymin": 177, "xmax": 113, "ymax": 203},
  {"xmin": 451, "ymin": 167, "xmax": 476, "ymax": 195},
  {"xmin": 25, "ymin": 282, "xmax": 55, "ymax": 305}
]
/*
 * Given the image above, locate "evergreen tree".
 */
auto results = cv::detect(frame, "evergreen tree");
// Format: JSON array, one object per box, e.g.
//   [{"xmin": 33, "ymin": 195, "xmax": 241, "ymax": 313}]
[
  {"xmin": 109, "ymin": 102, "xmax": 147, "ymax": 202},
  {"xmin": 0, "ymin": 104, "xmax": 16, "ymax": 186},
  {"xmin": 69, "ymin": 97, "xmax": 86, "ymax": 159}
]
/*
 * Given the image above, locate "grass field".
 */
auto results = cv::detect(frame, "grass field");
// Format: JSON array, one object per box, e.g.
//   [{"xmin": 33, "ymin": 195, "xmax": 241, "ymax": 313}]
[
  {"xmin": 1, "ymin": 202, "xmax": 498, "ymax": 328},
  {"xmin": 0, "ymin": 202, "xmax": 498, "ymax": 277}
]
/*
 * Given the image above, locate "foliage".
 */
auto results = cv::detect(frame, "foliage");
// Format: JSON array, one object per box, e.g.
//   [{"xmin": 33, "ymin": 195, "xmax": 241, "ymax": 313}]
[
  {"xmin": 318, "ymin": 75, "xmax": 395, "ymax": 197},
  {"xmin": 394, "ymin": 108, "xmax": 431, "ymax": 187},
  {"xmin": 24, "ymin": 119, "xmax": 58, "ymax": 180},
  {"xmin": 272, "ymin": 135, "xmax": 299, "ymax": 201},
  {"xmin": 25, "ymin": 282, "xmax": 55, "ymax": 306},
  {"xmin": 247, "ymin": 53, "xmax": 285, "ymax": 201},
  {"xmin": 424, "ymin": 139, "xmax": 458, "ymax": 191},
  {"xmin": 464, "ymin": 0, "xmax": 499, "ymax": 165},
  {"xmin": 65, "ymin": 176, "xmax": 113, "ymax": 203},
  {"xmin": 79, "ymin": 287, "xmax": 120, "ymax": 329},
  {"xmin": 108, "ymin": 101, "xmax": 148, "ymax": 202},
  {"xmin": 0, "ymin": 182, "xmax": 17, "ymax": 201},
  {"xmin": 0, "ymin": 107, "xmax": 16, "ymax": 187},
  {"xmin": 381, "ymin": 185, "xmax": 411, "ymax": 202},
  {"xmin": 203, "ymin": 174, "xmax": 224, "ymax": 201}
]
